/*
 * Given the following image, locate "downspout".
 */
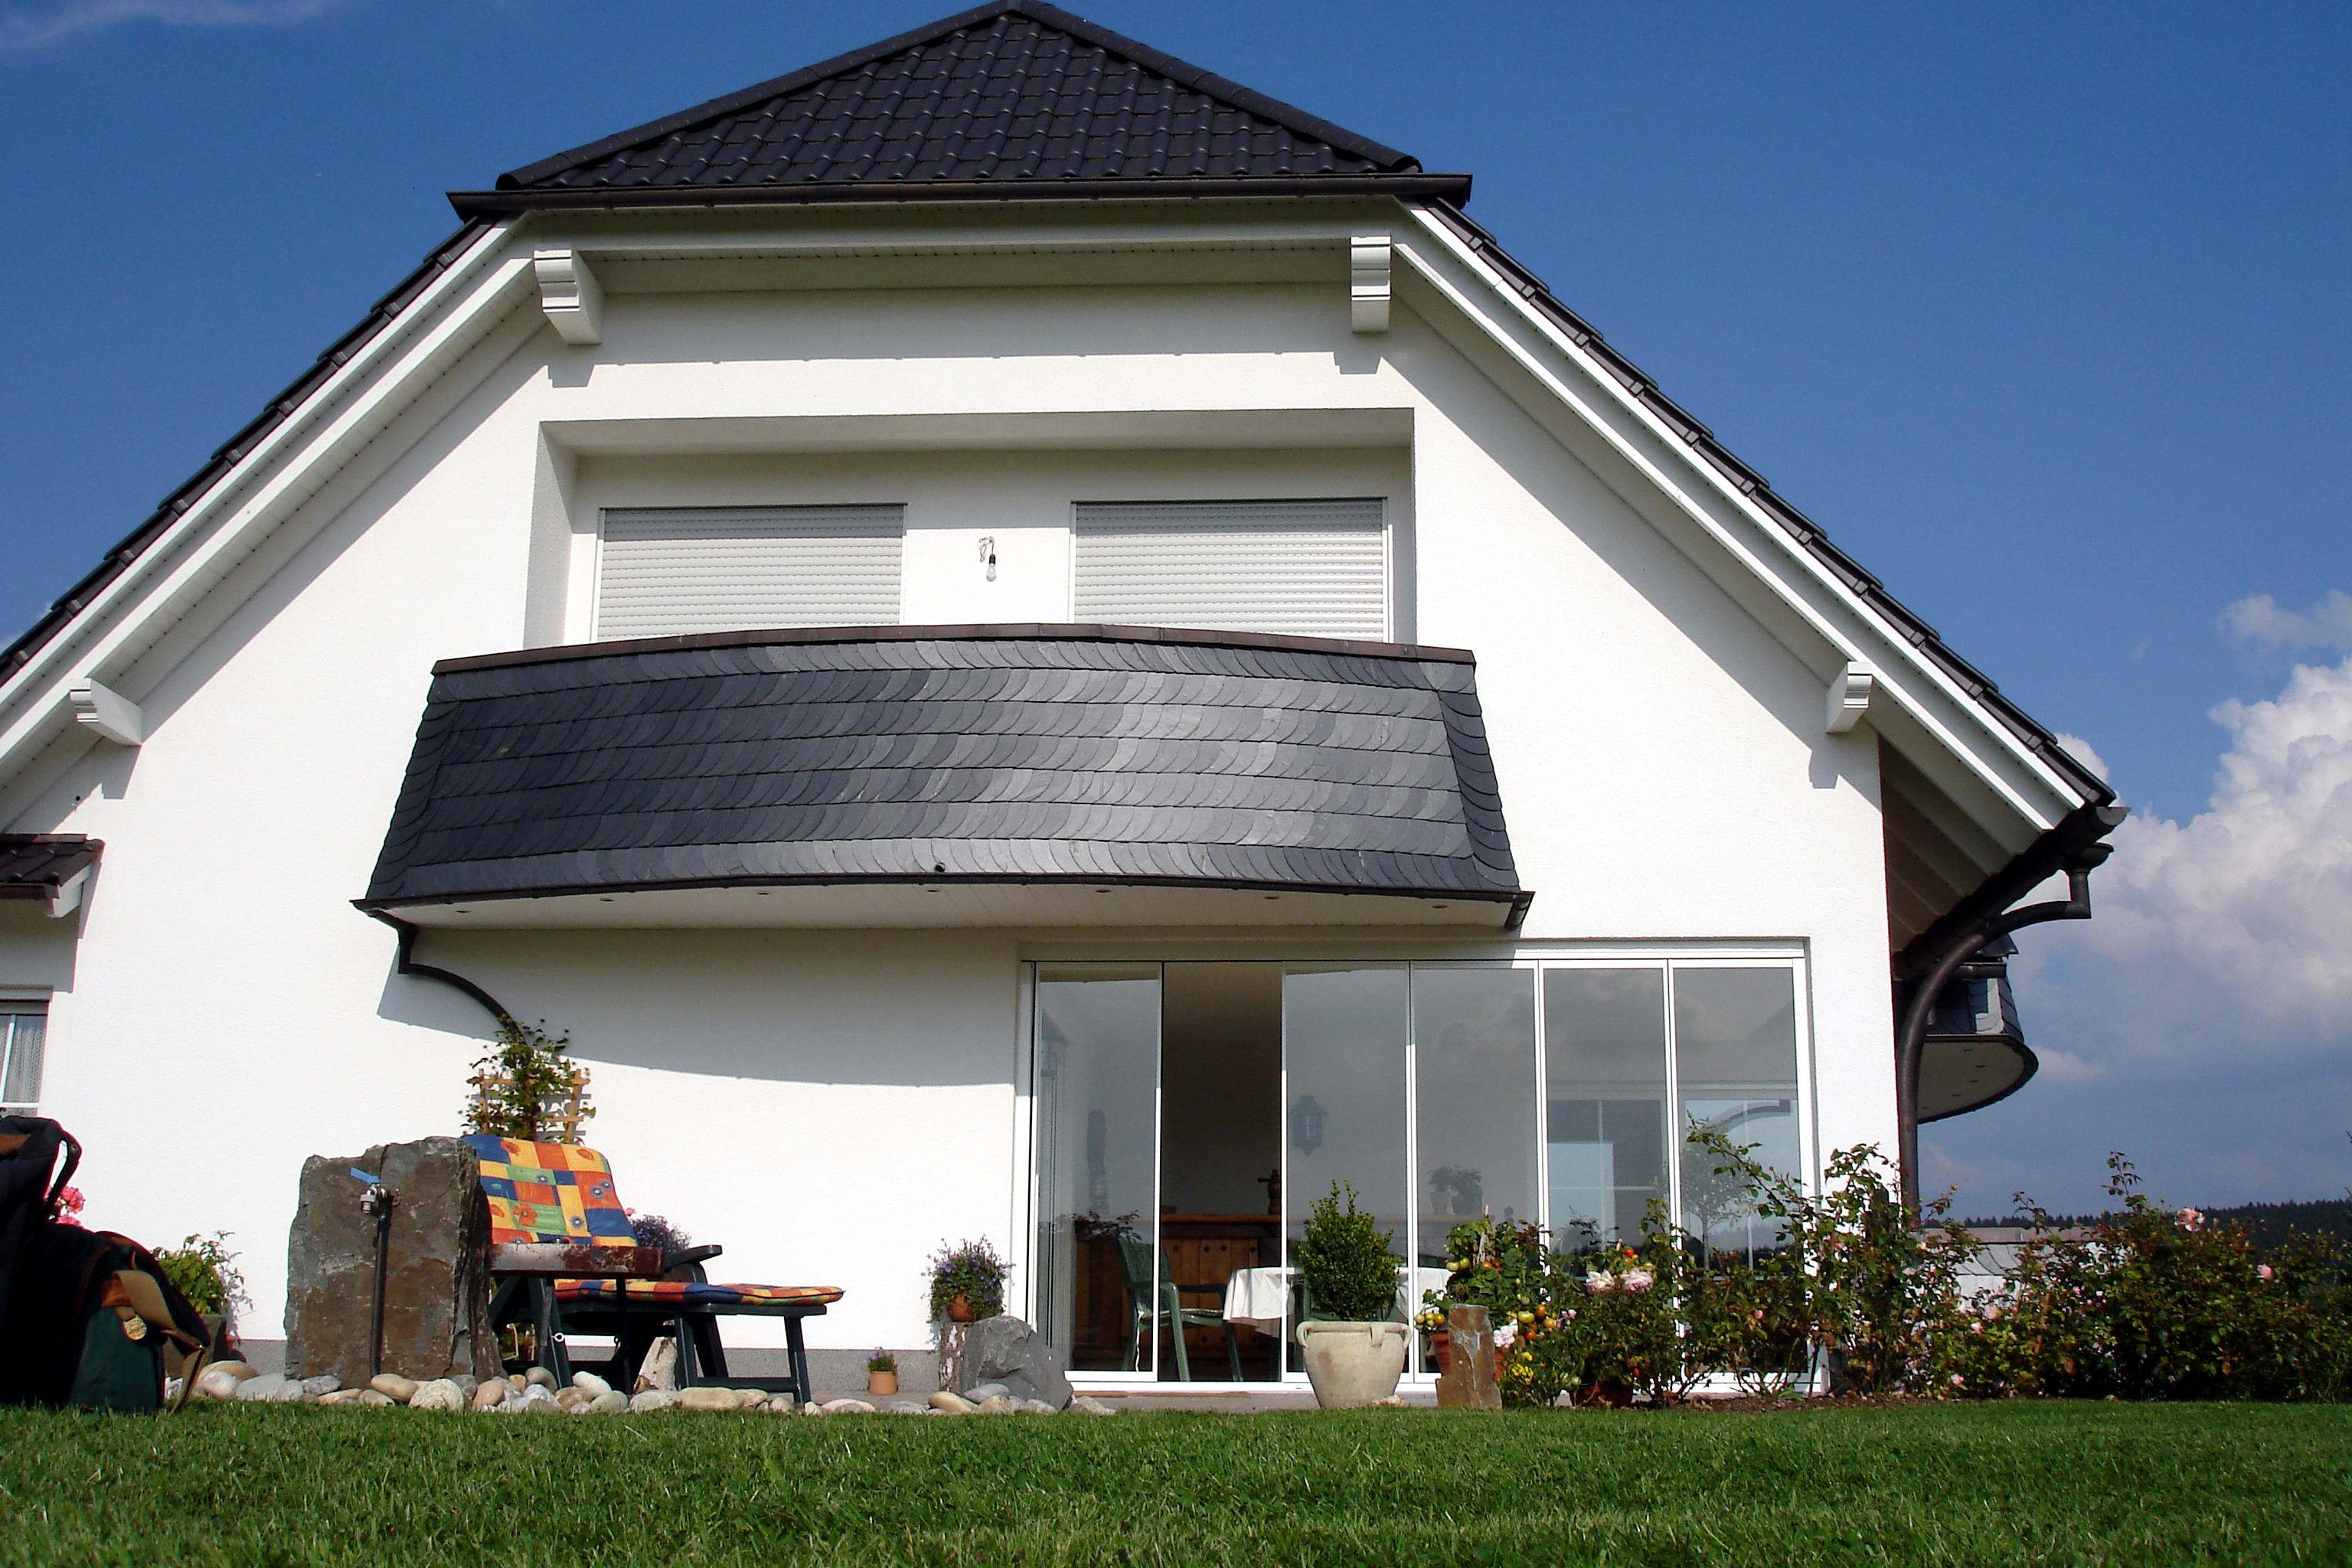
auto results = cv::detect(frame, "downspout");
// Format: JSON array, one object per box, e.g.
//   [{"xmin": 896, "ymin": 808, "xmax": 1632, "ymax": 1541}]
[
  {"xmin": 1892, "ymin": 804, "xmax": 2126, "ymax": 1209},
  {"xmin": 362, "ymin": 908, "xmax": 517, "ymax": 1031}
]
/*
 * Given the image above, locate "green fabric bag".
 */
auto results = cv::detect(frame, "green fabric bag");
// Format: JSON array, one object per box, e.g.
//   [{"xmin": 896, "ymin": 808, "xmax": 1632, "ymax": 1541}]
[{"xmin": 67, "ymin": 1295, "xmax": 162, "ymax": 1413}]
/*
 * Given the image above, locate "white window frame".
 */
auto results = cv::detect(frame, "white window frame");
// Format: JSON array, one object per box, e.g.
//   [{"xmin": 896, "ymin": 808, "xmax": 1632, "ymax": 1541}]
[{"xmin": 0, "ymin": 995, "xmax": 51, "ymax": 1117}]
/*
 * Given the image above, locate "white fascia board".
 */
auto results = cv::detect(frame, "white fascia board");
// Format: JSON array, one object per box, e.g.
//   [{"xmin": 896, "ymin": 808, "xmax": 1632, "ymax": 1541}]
[
  {"xmin": 1396, "ymin": 204, "xmax": 2082, "ymax": 835},
  {"xmin": 0, "ymin": 220, "xmax": 528, "ymax": 791}
]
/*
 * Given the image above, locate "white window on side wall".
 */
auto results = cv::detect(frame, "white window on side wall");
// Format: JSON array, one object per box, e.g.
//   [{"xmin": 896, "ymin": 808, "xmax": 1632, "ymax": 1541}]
[
  {"xmin": 594, "ymin": 505, "xmax": 904, "ymax": 639},
  {"xmin": 1, "ymin": 1001, "xmax": 46, "ymax": 1116},
  {"xmin": 1072, "ymin": 498, "xmax": 1388, "ymax": 641}
]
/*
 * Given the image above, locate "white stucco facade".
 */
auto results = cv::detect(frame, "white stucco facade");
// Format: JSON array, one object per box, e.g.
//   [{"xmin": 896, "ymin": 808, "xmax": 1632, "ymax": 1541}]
[{"xmin": 0, "ymin": 198, "xmax": 2091, "ymax": 1354}]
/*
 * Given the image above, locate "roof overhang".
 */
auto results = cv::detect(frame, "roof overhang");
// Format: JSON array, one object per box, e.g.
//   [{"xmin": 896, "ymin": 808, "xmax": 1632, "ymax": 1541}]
[
  {"xmin": 373, "ymin": 879, "xmax": 1527, "ymax": 931},
  {"xmin": 449, "ymin": 174, "xmax": 1473, "ymax": 221},
  {"xmin": 0, "ymin": 835, "xmax": 101, "ymax": 919}
]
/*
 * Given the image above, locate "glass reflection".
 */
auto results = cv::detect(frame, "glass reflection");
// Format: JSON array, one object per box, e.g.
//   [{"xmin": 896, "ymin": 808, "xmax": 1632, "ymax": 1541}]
[
  {"xmin": 1674, "ymin": 966, "xmax": 1801, "ymax": 1263},
  {"xmin": 1283, "ymin": 966, "xmax": 1408, "ymax": 1367},
  {"xmin": 1544, "ymin": 969, "xmax": 1668, "ymax": 1250},
  {"xmin": 1033, "ymin": 965, "xmax": 1161, "ymax": 1372},
  {"xmin": 1413, "ymin": 968, "xmax": 1536, "ymax": 1265}
]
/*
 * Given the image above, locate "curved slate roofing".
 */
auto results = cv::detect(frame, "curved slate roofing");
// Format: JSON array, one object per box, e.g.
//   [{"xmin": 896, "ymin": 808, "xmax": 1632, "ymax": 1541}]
[
  {"xmin": 459, "ymin": 0, "xmax": 1441, "ymax": 215},
  {"xmin": 361, "ymin": 626, "xmax": 1523, "ymax": 914}
]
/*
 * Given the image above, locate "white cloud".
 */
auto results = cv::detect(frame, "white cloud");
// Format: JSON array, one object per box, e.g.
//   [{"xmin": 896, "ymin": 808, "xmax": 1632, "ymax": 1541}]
[
  {"xmin": 2063, "ymin": 650, "xmax": 2352, "ymax": 1046},
  {"xmin": 2053, "ymin": 732, "xmax": 2109, "ymax": 782},
  {"xmin": 2220, "ymin": 590, "xmax": 2352, "ymax": 652},
  {"xmin": 0, "ymin": 0, "xmax": 341, "ymax": 51}
]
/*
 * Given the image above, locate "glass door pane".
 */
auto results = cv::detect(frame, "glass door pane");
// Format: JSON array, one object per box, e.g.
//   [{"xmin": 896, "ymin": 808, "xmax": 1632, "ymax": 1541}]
[
  {"xmin": 1158, "ymin": 964, "xmax": 1282, "ymax": 1380},
  {"xmin": 1033, "ymin": 965, "xmax": 1161, "ymax": 1373},
  {"xmin": 1544, "ymin": 969, "xmax": 1668, "ymax": 1251},
  {"xmin": 1413, "ymin": 967, "xmax": 1537, "ymax": 1266},
  {"xmin": 1673, "ymin": 966, "xmax": 1801, "ymax": 1263},
  {"xmin": 1282, "ymin": 966, "xmax": 1409, "ymax": 1367}
]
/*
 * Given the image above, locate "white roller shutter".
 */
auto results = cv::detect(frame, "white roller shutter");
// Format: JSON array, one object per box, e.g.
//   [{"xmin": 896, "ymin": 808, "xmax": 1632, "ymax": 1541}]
[
  {"xmin": 596, "ymin": 505, "xmax": 903, "ymax": 638},
  {"xmin": 1072, "ymin": 498, "xmax": 1388, "ymax": 640}
]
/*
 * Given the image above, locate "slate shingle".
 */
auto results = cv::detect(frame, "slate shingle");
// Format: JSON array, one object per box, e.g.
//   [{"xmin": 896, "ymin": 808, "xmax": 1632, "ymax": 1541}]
[{"xmin": 362, "ymin": 627, "xmax": 1521, "ymax": 909}]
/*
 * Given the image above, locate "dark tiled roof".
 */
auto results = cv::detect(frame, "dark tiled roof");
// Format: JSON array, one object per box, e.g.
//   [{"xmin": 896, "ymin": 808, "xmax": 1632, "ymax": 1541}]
[
  {"xmin": 452, "ymin": 0, "xmax": 1450, "ymax": 216},
  {"xmin": 0, "ymin": 835, "xmax": 100, "ymax": 900},
  {"xmin": 360, "ymin": 626, "xmax": 1521, "ymax": 910}
]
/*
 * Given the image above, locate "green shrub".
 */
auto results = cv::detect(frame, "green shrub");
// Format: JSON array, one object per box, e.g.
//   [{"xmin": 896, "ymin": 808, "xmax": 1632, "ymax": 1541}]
[
  {"xmin": 153, "ymin": 1233, "xmax": 247, "ymax": 1320},
  {"xmin": 464, "ymin": 1019, "xmax": 591, "ymax": 1143},
  {"xmin": 1296, "ymin": 1181, "xmax": 1400, "ymax": 1322},
  {"xmin": 1693, "ymin": 1134, "xmax": 1979, "ymax": 1395},
  {"xmin": 1943, "ymin": 1155, "xmax": 2352, "ymax": 1402}
]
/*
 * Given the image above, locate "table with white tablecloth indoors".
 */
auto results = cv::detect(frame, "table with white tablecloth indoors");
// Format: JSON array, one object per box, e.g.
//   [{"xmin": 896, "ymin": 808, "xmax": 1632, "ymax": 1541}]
[{"xmin": 1222, "ymin": 1266, "xmax": 1451, "ymax": 1333}]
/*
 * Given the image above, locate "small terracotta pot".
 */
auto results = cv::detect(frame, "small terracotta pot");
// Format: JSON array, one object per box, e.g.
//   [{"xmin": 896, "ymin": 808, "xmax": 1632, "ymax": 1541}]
[
  {"xmin": 867, "ymin": 1370, "xmax": 898, "ymax": 1396},
  {"xmin": 946, "ymin": 1294, "xmax": 975, "ymax": 1324},
  {"xmin": 1428, "ymin": 1329, "xmax": 1452, "ymax": 1377}
]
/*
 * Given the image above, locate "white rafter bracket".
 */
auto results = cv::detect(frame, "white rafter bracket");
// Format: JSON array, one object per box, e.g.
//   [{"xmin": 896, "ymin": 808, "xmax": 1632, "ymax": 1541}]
[
  {"xmin": 1825, "ymin": 662, "xmax": 1877, "ymax": 734},
  {"xmin": 67, "ymin": 678, "xmax": 143, "ymax": 746},
  {"xmin": 47, "ymin": 865, "xmax": 90, "ymax": 920},
  {"xmin": 1350, "ymin": 234, "xmax": 1391, "ymax": 333},
  {"xmin": 534, "ymin": 248, "xmax": 604, "ymax": 345}
]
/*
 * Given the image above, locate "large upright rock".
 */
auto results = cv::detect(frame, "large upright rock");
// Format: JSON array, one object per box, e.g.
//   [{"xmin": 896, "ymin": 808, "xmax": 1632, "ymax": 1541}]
[
  {"xmin": 962, "ymin": 1316, "xmax": 1072, "ymax": 1410},
  {"xmin": 1435, "ymin": 1304, "xmax": 1502, "ymax": 1410},
  {"xmin": 284, "ymin": 1137, "xmax": 498, "ymax": 1387}
]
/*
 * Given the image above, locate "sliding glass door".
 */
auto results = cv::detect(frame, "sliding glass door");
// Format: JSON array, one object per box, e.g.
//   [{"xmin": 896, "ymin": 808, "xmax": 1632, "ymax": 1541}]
[{"xmin": 1028, "ymin": 953, "xmax": 1810, "ymax": 1382}]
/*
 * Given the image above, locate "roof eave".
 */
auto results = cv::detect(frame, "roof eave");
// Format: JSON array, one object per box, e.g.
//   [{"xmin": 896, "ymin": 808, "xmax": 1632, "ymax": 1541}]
[{"xmin": 450, "ymin": 173, "xmax": 1472, "ymax": 220}]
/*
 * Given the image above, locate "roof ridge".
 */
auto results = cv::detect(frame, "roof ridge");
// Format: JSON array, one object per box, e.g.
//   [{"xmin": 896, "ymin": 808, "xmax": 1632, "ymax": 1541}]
[{"xmin": 497, "ymin": 0, "xmax": 1416, "ymax": 194}]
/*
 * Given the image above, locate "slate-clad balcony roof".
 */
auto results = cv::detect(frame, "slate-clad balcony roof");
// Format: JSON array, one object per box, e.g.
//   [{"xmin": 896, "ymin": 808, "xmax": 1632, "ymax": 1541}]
[
  {"xmin": 360, "ymin": 626, "xmax": 1525, "ymax": 925},
  {"xmin": 448, "ymin": 0, "xmax": 1466, "ymax": 217}
]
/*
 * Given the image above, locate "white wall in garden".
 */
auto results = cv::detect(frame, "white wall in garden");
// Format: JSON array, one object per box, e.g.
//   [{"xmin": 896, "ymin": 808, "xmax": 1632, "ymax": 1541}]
[{"xmin": 0, "ymin": 202, "xmax": 1921, "ymax": 1342}]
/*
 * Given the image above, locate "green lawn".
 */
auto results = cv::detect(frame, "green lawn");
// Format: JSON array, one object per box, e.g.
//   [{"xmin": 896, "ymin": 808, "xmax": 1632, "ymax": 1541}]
[{"xmin": 1, "ymin": 1401, "xmax": 2347, "ymax": 1566}]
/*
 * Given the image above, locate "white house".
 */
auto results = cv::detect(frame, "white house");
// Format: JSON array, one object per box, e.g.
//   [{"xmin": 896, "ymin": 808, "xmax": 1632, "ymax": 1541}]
[{"xmin": 0, "ymin": 0, "xmax": 2118, "ymax": 1387}]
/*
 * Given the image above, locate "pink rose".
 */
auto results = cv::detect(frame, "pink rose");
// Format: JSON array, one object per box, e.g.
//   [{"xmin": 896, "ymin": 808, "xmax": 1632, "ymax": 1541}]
[
  {"xmin": 54, "ymin": 1186, "xmax": 84, "ymax": 1217},
  {"xmin": 2177, "ymin": 1208, "xmax": 2204, "ymax": 1232},
  {"xmin": 1584, "ymin": 1272, "xmax": 1615, "ymax": 1295},
  {"xmin": 1494, "ymin": 1321, "xmax": 1517, "ymax": 1350},
  {"xmin": 1621, "ymin": 1269, "xmax": 1654, "ymax": 1293},
  {"xmin": 2258, "ymin": 1264, "xmax": 2275, "ymax": 1281}
]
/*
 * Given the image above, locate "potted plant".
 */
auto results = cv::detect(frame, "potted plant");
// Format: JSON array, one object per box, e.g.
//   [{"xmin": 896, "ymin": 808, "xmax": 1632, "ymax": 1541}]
[
  {"xmin": 927, "ymin": 1237, "xmax": 1010, "ymax": 1325},
  {"xmin": 1293, "ymin": 1181, "xmax": 1408, "ymax": 1408},
  {"xmin": 154, "ymin": 1231, "xmax": 247, "ymax": 1351},
  {"xmin": 866, "ymin": 1350, "xmax": 899, "ymax": 1396}
]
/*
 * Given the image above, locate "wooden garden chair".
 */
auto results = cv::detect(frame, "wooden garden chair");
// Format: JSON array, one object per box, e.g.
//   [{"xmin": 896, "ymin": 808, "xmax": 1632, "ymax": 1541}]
[{"xmin": 469, "ymin": 1135, "xmax": 841, "ymax": 1405}]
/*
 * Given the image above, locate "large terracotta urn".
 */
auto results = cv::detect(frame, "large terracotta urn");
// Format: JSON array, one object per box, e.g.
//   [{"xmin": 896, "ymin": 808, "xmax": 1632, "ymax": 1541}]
[{"xmin": 1295, "ymin": 1321, "xmax": 1409, "ymax": 1408}]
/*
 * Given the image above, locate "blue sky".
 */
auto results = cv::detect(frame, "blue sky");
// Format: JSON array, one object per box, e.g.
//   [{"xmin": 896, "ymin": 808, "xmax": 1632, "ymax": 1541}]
[{"xmin": 2, "ymin": 1, "xmax": 2346, "ymax": 1212}]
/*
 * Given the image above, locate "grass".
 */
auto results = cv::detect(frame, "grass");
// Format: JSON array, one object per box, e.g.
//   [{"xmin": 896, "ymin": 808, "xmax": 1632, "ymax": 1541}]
[{"xmin": 0, "ymin": 1400, "xmax": 2347, "ymax": 1566}]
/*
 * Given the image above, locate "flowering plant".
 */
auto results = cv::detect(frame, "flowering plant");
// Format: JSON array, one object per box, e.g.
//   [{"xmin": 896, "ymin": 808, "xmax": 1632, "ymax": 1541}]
[
  {"xmin": 927, "ymin": 1236, "xmax": 1011, "ymax": 1322},
  {"xmin": 53, "ymin": 1185, "xmax": 84, "ymax": 1220},
  {"xmin": 626, "ymin": 1210, "xmax": 692, "ymax": 1259},
  {"xmin": 1939, "ymin": 1154, "xmax": 2350, "ymax": 1401}
]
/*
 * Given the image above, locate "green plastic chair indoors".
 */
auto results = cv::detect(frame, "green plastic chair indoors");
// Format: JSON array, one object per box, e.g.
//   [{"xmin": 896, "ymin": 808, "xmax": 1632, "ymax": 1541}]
[{"xmin": 1114, "ymin": 1230, "xmax": 1242, "ymax": 1381}]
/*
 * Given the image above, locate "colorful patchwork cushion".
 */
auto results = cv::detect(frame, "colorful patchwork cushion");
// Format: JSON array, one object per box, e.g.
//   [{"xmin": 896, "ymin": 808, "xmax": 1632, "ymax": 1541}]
[
  {"xmin": 554, "ymin": 1279, "xmax": 844, "ymax": 1306},
  {"xmin": 464, "ymin": 1134, "xmax": 635, "ymax": 1247}
]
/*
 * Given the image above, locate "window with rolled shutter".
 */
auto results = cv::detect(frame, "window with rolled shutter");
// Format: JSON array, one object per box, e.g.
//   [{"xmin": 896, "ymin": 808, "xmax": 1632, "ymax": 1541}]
[
  {"xmin": 1071, "ymin": 498, "xmax": 1389, "ymax": 640},
  {"xmin": 595, "ymin": 505, "xmax": 903, "ymax": 639}
]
